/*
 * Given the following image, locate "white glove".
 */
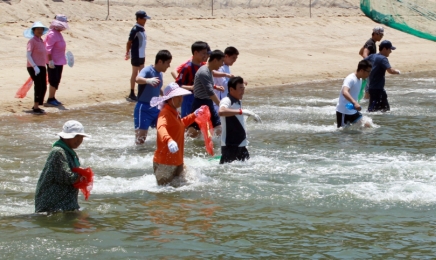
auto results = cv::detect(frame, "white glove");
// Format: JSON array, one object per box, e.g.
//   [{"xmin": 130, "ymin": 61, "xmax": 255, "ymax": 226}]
[
  {"xmin": 168, "ymin": 140, "xmax": 179, "ymax": 153},
  {"xmin": 242, "ymin": 109, "xmax": 262, "ymax": 123},
  {"xmin": 33, "ymin": 66, "xmax": 40, "ymax": 76},
  {"xmin": 48, "ymin": 60, "xmax": 55, "ymax": 69},
  {"xmin": 146, "ymin": 77, "xmax": 160, "ymax": 87}
]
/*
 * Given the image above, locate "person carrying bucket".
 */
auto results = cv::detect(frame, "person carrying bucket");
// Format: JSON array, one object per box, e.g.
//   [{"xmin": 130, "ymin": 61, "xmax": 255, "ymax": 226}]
[
  {"xmin": 218, "ymin": 76, "xmax": 261, "ymax": 164},
  {"xmin": 150, "ymin": 83, "xmax": 207, "ymax": 186},
  {"xmin": 45, "ymin": 14, "xmax": 69, "ymax": 107},
  {"xmin": 24, "ymin": 21, "xmax": 49, "ymax": 114}
]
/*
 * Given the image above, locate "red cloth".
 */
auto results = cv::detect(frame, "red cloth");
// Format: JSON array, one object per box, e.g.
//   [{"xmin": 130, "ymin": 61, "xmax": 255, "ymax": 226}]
[
  {"xmin": 195, "ymin": 106, "xmax": 214, "ymax": 156},
  {"xmin": 72, "ymin": 167, "xmax": 94, "ymax": 200}
]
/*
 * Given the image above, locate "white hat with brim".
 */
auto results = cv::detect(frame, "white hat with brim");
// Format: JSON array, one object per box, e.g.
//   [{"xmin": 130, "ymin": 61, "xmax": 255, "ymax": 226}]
[
  {"xmin": 150, "ymin": 82, "xmax": 192, "ymax": 109},
  {"xmin": 23, "ymin": 21, "xmax": 49, "ymax": 39},
  {"xmin": 57, "ymin": 120, "xmax": 91, "ymax": 139}
]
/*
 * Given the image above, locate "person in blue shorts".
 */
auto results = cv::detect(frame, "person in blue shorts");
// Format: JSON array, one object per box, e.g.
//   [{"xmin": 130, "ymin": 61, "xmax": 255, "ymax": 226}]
[
  {"xmin": 336, "ymin": 60, "xmax": 372, "ymax": 128},
  {"xmin": 134, "ymin": 50, "xmax": 172, "ymax": 145},
  {"xmin": 125, "ymin": 10, "xmax": 151, "ymax": 101},
  {"xmin": 364, "ymin": 40, "xmax": 401, "ymax": 112}
]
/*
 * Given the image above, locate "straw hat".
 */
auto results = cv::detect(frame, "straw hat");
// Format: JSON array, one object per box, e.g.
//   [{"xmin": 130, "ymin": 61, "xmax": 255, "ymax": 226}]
[
  {"xmin": 23, "ymin": 21, "xmax": 49, "ymax": 39},
  {"xmin": 150, "ymin": 83, "xmax": 192, "ymax": 109},
  {"xmin": 57, "ymin": 120, "xmax": 91, "ymax": 139}
]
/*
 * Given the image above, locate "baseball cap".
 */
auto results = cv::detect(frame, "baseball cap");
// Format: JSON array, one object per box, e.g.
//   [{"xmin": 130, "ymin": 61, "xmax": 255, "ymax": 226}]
[
  {"xmin": 379, "ymin": 40, "xmax": 396, "ymax": 50},
  {"xmin": 373, "ymin": 26, "xmax": 384, "ymax": 34},
  {"xmin": 135, "ymin": 10, "xmax": 151, "ymax": 20}
]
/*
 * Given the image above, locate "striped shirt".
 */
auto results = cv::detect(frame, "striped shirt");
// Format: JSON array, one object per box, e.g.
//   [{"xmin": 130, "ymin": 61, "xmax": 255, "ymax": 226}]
[
  {"xmin": 175, "ymin": 61, "xmax": 201, "ymax": 87},
  {"xmin": 193, "ymin": 65, "xmax": 215, "ymax": 99}
]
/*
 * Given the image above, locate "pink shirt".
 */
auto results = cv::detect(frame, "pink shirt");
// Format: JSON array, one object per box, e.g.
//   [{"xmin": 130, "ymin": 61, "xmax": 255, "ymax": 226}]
[
  {"xmin": 27, "ymin": 36, "xmax": 47, "ymax": 67},
  {"xmin": 44, "ymin": 29, "xmax": 66, "ymax": 65}
]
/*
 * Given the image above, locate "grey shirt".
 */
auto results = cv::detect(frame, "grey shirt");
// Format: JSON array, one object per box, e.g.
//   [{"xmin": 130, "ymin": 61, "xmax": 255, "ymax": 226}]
[{"xmin": 193, "ymin": 65, "xmax": 215, "ymax": 99}]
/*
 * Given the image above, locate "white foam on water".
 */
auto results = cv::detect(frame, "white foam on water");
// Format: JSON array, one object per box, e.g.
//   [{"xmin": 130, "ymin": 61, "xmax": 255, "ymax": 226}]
[
  {"xmin": 92, "ymin": 160, "xmax": 216, "ymax": 194},
  {"xmin": 257, "ymin": 120, "xmax": 337, "ymax": 133}
]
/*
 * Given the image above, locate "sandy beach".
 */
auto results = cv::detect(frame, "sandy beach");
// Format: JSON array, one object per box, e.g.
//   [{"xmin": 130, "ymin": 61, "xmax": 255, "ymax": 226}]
[{"xmin": 1, "ymin": 0, "xmax": 435, "ymax": 116}]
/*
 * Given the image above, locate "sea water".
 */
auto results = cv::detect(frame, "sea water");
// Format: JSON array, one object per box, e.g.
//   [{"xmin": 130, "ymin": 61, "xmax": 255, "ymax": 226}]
[{"xmin": 0, "ymin": 71, "xmax": 435, "ymax": 259}]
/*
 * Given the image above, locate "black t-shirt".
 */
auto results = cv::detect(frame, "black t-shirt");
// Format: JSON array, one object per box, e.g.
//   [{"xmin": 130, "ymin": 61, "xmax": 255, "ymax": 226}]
[{"xmin": 364, "ymin": 38, "xmax": 377, "ymax": 55}]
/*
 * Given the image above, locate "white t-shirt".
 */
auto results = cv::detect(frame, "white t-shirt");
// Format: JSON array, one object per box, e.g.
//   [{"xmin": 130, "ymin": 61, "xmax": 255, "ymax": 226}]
[
  {"xmin": 219, "ymin": 95, "xmax": 247, "ymax": 147},
  {"xmin": 336, "ymin": 73, "xmax": 362, "ymax": 114},
  {"xmin": 213, "ymin": 64, "xmax": 231, "ymax": 112}
]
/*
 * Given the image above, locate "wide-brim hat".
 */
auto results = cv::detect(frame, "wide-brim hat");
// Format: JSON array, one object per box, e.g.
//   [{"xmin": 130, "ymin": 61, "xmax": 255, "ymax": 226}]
[
  {"xmin": 150, "ymin": 82, "xmax": 191, "ymax": 109},
  {"xmin": 50, "ymin": 14, "xmax": 69, "ymax": 31},
  {"xmin": 57, "ymin": 120, "xmax": 91, "ymax": 139},
  {"xmin": 23, "ymin": 21, "xmax": 49, "ymax": 39}
]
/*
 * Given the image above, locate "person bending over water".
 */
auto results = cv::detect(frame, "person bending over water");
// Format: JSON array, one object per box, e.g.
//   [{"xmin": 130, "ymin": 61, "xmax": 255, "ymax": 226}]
[{"xmin": 35, "ymin": 120, "xmax": 91, "ymax": 214}]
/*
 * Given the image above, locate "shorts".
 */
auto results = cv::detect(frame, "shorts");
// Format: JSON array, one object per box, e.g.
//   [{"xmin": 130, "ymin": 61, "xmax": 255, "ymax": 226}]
[
  {"xmin": 47, "ymin": 65, "xmax": 63, "ymax": 89},
  {"xmin": 153, "ymin": 162, "xmax": 185, "ymax": 185},
  {"xmin": 131, "ymin": 57, "xmax": 145, "ymax": 67},
  {"xmin": 220, "ymin": 146, "xmax": 250, "ymax": 164},
  {"xmin": 134, "ymin": 101, "xmax": 160, "ymax": 130},
  {"xmin": 368, "ymin": 89, "xmax": 390, "ymax": 112},
  {"xmin": 181, "ymin": 94, "xmax": 194, "ymax": 117},
  {"xmin": 189, "ymin": 98, "xmax": 221, "ymax": 130},
  {"xmin": 336, "ymin": 111, "xmax": 362, "ymax": 128}
]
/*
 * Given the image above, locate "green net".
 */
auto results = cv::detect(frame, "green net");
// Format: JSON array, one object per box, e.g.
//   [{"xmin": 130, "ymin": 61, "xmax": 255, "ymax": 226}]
[{"xmin": 361, "ymin": 0, "xmax": 436, "ymax": 41}]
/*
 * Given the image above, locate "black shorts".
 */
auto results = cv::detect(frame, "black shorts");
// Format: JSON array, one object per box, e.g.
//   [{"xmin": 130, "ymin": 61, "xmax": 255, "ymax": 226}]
[
  {"xmin": 189, "ymin": 98, "xmax": 221, "ymax": 130},
  {"xmin": 131, "ymin": 57, "xmax": 145, "ymax": 67},
  {"xmin": 368, "ymin": 89, "xmax": 390, "ymax": 112},
  {"xmin": 220, "ymin": 146, "xmax": 250, "ymax": 164},
  {"xmin": 336, "ymin": 111, "xmax": 362, "ymax": 128},
  {"xmin": 47, "ymin": 65, "xmax": 63, "ymax": 89}
]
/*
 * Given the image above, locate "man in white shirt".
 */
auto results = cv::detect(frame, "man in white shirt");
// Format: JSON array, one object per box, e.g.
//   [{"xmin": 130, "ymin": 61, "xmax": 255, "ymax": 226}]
[
  {"xmin": 218, "ymin": 76, "xmax": 261, "ymax": 164},
  {"xmin": 336, "ymin": 60, "xmax": 372, "ymax": 128},
  {"xmin": 213, "ymin": 46, "xmax": 239, "ymax": 112}
]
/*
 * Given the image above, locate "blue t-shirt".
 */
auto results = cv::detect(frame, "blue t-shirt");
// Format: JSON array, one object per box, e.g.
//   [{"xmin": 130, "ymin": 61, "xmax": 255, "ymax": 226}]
[
  {"xmin": 365, "ymin": 53, "xmax": 391, "ymax": 90},
  {"xmin": 128, "ymin": 24, "xmax": 146, "ymax": 59},
  {"xmin": 138, "ymin": 65, "xmax": 163, "ymax": 103}
]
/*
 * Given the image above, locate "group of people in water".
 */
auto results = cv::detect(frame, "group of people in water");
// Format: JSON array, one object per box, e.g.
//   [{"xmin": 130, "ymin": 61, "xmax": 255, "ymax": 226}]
[
  {"xmin": 30, "ymin": 11, "xmax": 401, "ymax": 214},
  {"xmin": 335, "ymin": 26, "xmax": 401, "ymax": 128},
  {"xmin": 33, "ymin": 10, "xmax": 261, "ymax": 214}
]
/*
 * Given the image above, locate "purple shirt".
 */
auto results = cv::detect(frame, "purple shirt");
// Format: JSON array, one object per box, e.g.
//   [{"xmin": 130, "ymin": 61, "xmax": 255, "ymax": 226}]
[{"xmin": 45, "ymin": 29, "xmax": 66, "ymax": 65}]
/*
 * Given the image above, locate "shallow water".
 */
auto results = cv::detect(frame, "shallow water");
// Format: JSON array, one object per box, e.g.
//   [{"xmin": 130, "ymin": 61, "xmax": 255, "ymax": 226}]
[{"xmin": 1, "ymin": 71, "xmax": 436, "ymax": 259}]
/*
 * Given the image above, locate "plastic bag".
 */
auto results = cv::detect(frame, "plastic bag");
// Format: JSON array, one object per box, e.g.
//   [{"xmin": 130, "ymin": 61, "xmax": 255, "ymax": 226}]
[
  {"xmin": 358, "ymin": 78, "xmax": 367, "ymax": 102},
  {"xmin": 194, "ymin": 106, "xmax": 214, "ymax": 156},
  {"xmin": 72, "ymin": 167, "xmax": 94, "ymax": 200},
  {"xmin": 15, "ymin": 77, "xmax": 33, "ymax": 98}
]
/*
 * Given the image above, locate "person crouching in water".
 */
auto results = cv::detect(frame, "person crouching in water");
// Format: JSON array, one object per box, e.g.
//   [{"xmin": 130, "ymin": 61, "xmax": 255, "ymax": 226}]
[
  {"xmin": 150, "ymin": 83, "xmax": 206, "ymax": 186},
  {"xmin": 35, "ymin": 120, "xmax": 91, "ymax": 213},
  {"xmin": 218, "ymin": 76, "xmax": 261, "ymax": 164}
]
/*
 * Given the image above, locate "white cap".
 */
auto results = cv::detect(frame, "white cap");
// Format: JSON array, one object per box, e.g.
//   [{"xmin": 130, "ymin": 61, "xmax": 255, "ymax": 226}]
[{"xmin": 57, "ymin": 120, "xmax": 91, "ymax": 139}]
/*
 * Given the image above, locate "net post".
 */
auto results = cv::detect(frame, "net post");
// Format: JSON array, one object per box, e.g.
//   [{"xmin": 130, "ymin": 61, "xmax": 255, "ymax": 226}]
[{"xmin": 106, "ymin": 0, "xmax": 110, "ymax": 20}]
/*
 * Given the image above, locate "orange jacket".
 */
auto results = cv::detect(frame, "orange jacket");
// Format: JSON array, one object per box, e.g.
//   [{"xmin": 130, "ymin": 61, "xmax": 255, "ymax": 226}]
[{"xmin": 153, "ymin": 104, "xmax": 196, "ymax": 165}]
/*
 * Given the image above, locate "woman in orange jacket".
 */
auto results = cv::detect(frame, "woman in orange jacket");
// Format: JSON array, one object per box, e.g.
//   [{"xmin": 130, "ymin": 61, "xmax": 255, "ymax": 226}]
[{"xmin": 150, "ymin": 82, "xmax": 206, "ymax": 186}]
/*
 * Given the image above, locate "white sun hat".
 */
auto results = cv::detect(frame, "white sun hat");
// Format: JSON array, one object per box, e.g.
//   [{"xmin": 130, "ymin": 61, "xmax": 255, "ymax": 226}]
[
  {"xmin": 23, "ymin": 21, "xmax": 49, "ymax": 39},
  {"xmin": 150, "ymin": 82, "xmax": 192, "ymax": 109},
  {"xmin": 57, "ymin": 120, "xmax": 91, "ymax": 139}
]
